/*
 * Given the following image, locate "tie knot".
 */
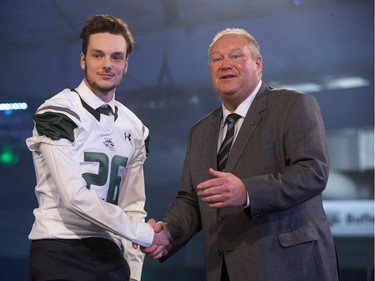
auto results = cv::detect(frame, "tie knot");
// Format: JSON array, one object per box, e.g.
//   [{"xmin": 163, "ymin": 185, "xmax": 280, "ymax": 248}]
[
  {"xmin": 225, "ymin": 113, "xmax": 241, "ymax": 125},
  {"xmin": 97, "ymin": 104, "xmax": 112, "ymax": 115}
]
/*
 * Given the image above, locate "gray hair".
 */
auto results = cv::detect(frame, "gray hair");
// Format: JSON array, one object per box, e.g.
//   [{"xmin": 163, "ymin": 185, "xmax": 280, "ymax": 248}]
[{"xmin": 208, "ymin": 28, "xmax": 261, "ymax": 58}]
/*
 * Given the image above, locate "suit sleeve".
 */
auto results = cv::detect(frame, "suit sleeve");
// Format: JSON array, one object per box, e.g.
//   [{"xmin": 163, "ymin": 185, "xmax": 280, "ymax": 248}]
[{"xmin": 160, "ymin": 131, "xmax": 203, "ymax": 260}]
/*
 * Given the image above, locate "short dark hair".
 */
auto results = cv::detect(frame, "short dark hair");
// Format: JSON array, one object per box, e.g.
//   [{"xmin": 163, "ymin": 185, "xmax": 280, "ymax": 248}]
[{"xmin": 80, "ymin": 14, "xmax": 135, "ymax": 57}]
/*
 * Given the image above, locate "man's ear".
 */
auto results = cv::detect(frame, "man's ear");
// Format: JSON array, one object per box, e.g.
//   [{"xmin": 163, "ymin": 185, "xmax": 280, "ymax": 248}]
[
  {"xmin": 80, "ymin": 52, "xmax": 86, "ymax": 70},
  {"xmin": 123, "ymin": 59, "xmax": 129, "ymax": 76}
]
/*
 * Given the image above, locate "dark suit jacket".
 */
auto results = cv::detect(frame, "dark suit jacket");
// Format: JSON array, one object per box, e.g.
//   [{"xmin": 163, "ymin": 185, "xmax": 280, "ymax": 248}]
[{"xmin": 162, "ymin": 83, "xmax": 340, "ymax": 281}]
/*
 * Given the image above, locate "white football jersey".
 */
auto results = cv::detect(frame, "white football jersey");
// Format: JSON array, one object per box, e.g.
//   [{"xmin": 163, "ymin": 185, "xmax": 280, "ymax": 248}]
[{"xmin": 26, "ymin": 80, "xmax": 153, "ymax": 278}]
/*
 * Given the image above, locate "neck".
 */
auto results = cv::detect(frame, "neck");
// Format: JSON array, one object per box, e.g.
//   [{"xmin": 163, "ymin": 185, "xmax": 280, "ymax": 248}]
[{"xmin": 83, "ymin": 79, "xmax": 115, "ymax": 102}]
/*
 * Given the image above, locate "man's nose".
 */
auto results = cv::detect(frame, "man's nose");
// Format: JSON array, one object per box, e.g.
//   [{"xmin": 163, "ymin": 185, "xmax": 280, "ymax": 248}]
[
  {"xmin": 103, "ymin": 56, "xmax": 112, "ymax": 70},
  {"xmin": 220, "ymin": 57, "xmax": 232, "ymax": 70}
]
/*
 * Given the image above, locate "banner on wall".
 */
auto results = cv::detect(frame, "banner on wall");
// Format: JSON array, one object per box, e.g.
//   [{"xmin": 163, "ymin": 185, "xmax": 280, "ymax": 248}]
[{"xmin": 323, "ymin": 200, "xmax": 374, "ymax": 237}]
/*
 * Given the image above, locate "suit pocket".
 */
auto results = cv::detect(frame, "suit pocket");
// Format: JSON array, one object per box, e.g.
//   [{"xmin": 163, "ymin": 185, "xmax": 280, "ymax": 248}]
[{"xmin": 278, "ymin": 225, "xmax": 318, "ymax": 247}]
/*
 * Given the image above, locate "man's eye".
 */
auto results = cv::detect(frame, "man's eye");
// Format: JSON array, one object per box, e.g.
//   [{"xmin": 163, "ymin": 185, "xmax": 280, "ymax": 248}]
[
  {"xmin": 232, "ymin": 54, "xmax": 243, "ymax": 59},
  {"xmin": 113, "ymin": 56, "xmax": 124, "ymax": 61},
  {"xmin": 211, "ymin": 57, "xmax": 222, "ymax": 62}
]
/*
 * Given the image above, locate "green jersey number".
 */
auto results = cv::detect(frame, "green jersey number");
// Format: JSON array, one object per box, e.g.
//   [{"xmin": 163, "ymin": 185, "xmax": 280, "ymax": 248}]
[{"xmin": 82, "ymin": 152, "xmax": 128, "ymax": 205}]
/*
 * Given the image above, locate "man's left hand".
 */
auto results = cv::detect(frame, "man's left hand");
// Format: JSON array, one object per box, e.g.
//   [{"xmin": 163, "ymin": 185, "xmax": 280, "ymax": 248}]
[{"xmin": 197, "ymin": 168, "xmax": 247, "ymax": 208}]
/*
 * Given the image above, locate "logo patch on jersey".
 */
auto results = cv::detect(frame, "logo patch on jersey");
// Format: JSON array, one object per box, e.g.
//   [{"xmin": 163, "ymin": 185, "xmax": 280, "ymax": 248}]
[
  {"xmin": 124, "ymin": 132, "xmax": 132, "ymax": 141},
  {"xmin": 103, "ymin": 138, "xmax": 115, "ymax": 151}
]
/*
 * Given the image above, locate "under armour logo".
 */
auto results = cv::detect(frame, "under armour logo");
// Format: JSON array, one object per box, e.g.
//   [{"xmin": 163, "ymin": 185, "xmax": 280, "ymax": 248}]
[
  {"xmin": 103, "ymin": 138, "xmax": 115, "ymax": 151},
  {"xmin": 124, "ymin": 132, "xmax": 132, "ymax": 141}
]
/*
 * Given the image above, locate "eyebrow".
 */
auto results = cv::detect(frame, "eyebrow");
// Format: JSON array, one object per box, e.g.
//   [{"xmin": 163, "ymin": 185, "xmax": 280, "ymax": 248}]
[
  {"xmin": 89, "ymin": 49, "xmax": 125, "ymax": 56},
  {"xmin": 89, "ymin": 49, "xmax": 103, "ymax": 52},
  {"xmin": 211, "ymin": 47, "xmax": 244, "ymax": 55}
]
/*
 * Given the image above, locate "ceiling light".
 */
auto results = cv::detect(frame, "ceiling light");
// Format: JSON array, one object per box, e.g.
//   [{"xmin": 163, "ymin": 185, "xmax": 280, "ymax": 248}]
[
  {"xmin": 271, "ymin": 82, "xmax": 322, "ymax": 93},
  {"xmin": 325, "ymin": 76, "xmax": 369, "ymax": 90}
]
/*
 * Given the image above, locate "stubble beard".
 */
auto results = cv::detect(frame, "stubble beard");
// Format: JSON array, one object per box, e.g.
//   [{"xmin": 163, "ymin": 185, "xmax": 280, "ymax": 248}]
[{"xmin": 84, "ymin": 67, "xmax": 118, "ymax": 96}]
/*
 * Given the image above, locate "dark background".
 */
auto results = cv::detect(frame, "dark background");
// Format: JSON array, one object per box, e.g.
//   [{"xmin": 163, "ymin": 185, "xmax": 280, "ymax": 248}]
[{"xmin": 0, "ymin": 0, "xmax": 373, "ymax": 280}]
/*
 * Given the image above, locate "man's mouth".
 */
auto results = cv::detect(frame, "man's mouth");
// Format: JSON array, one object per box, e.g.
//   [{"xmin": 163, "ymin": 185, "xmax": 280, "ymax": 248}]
[
  {"xmin": 220, "ymin": 74, "xmax": 236, "ymax": 79},
  {"xmin": 99, "ymin": 73, "xmax": 115, "ymax": 78}
]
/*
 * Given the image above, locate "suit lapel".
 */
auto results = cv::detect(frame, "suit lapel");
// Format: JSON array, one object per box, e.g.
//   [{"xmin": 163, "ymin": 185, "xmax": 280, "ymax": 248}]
[
  {"xmin": 206, "ymin": 109, "xmax": 222, "ymax": 170},
  {"xmin": 197, "ymin": 109, "xmax": 222, "ymax": 220},
  {"xmin": 225, "ymin": 84, "xmax": 269, "ymax": 172}
]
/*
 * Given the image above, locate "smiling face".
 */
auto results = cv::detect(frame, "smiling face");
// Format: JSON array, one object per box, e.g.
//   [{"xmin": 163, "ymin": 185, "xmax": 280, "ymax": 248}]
[
  {"xmin": 80, "ymin": 32, "xmax": 128, "ymax": 102},
  {"xmin": 209, "ymin": 33, "xmax": 262, "ymax": 111}
]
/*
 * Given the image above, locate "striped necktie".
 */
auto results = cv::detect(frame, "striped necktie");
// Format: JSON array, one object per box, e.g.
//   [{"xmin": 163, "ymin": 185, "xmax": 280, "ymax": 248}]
[{"xmin": 217, "ymin": 113, "xmax": 241, "ymax": 171}]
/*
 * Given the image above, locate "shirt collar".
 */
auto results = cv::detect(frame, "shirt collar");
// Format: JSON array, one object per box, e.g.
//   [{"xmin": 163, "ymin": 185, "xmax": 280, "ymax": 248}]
[
  {"xmin": 75, "ymin": 80, "xmax": 115, "ymax": 112},
  {"xmin": 221, "ymin": 80, "xmax": 262, "ymax": 126}
]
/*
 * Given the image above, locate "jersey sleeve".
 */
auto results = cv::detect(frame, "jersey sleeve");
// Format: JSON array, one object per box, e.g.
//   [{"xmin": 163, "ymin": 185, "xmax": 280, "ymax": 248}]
[{"xmin": 34, "ymin": 112, "xmax": 77, "ymax": 141}]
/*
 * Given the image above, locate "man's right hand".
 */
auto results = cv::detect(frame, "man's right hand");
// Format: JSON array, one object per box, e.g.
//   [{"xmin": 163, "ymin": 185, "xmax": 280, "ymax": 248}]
[{"xmin": 143, "ymin": 218, "xmax": 172, "ymax": 259}]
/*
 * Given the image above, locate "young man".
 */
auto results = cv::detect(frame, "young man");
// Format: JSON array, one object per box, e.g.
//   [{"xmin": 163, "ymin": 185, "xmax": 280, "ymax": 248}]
[
  {"xmin": 144, "ymin": 28, "xmax": 340, "ymax": 281},
  {"xmin": 27, "ymin": 15, "xmax": 171, "ymax": 281}
]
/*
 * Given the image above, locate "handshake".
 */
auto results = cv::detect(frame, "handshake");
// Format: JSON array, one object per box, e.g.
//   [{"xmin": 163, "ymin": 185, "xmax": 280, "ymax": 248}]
[{"xmin": 133, "ymin": 218, "xmax": 173, "ymax": 259}]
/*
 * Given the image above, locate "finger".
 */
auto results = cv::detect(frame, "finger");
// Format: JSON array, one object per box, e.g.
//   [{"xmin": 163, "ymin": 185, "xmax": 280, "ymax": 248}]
[
  {"xmin": 147, "ymin": 218, "xmax": 157, "ymax": 226},
  {"xmin": 153, "ymin": 221, "xmax": 164, "ymax": 232},
  {"xmin": 154, "ymin": 252, "xmax": 164, "ymax": 260},
  {"xmin": 198, "ymin": 184, "xmax": 224, "ymax": 199},
  {"xmin": 200, "ymin": 193, "xmax": 224, "ymax": 204},
  {"xmin": 197, "ymin": 181, "xmax": 213, "ymax": 192},
  {"xmin": 208, "ymin": 168, "xmax": 223, "ymax": 178},
  {"xmin": 153, "ymin": 245, "xmax": 168, "ymax": 259},
  {"xmin": 141, "ymin": 244, "xmax": 157, "ymax": 254},
  {"xmin": 143, "ymin": 245, "xmax": 165, "ymax": 259},
  {"xmin": 197, "ymin": 177, "xmax": 223, "ymax": 191},
  {"xmin": 148, "ymin": 245, "xmax": 164, "ymax": 259},
  {"xmin": 208, "ymin": 201, "xmax": 226, "ymax": 208},
  {"xmin": 132, "ymin": 243, "xmax": 139, "ymax": 249}
]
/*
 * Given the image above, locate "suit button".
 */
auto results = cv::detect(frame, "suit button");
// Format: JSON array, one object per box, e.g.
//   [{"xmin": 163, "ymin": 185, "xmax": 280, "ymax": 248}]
[
  {"xmin": 217, "ymin": 250, "xmax": 222, "ymax": 257},
  {"xmin": 217, "ymin": 216, "xmax": 224, "ymax": 222}
]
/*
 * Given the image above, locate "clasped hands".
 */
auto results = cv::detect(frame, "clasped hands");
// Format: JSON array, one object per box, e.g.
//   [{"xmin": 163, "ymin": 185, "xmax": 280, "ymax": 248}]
[{"xmin": 132, "ymin": 218, "xmax": 172, "ymax": 259}]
